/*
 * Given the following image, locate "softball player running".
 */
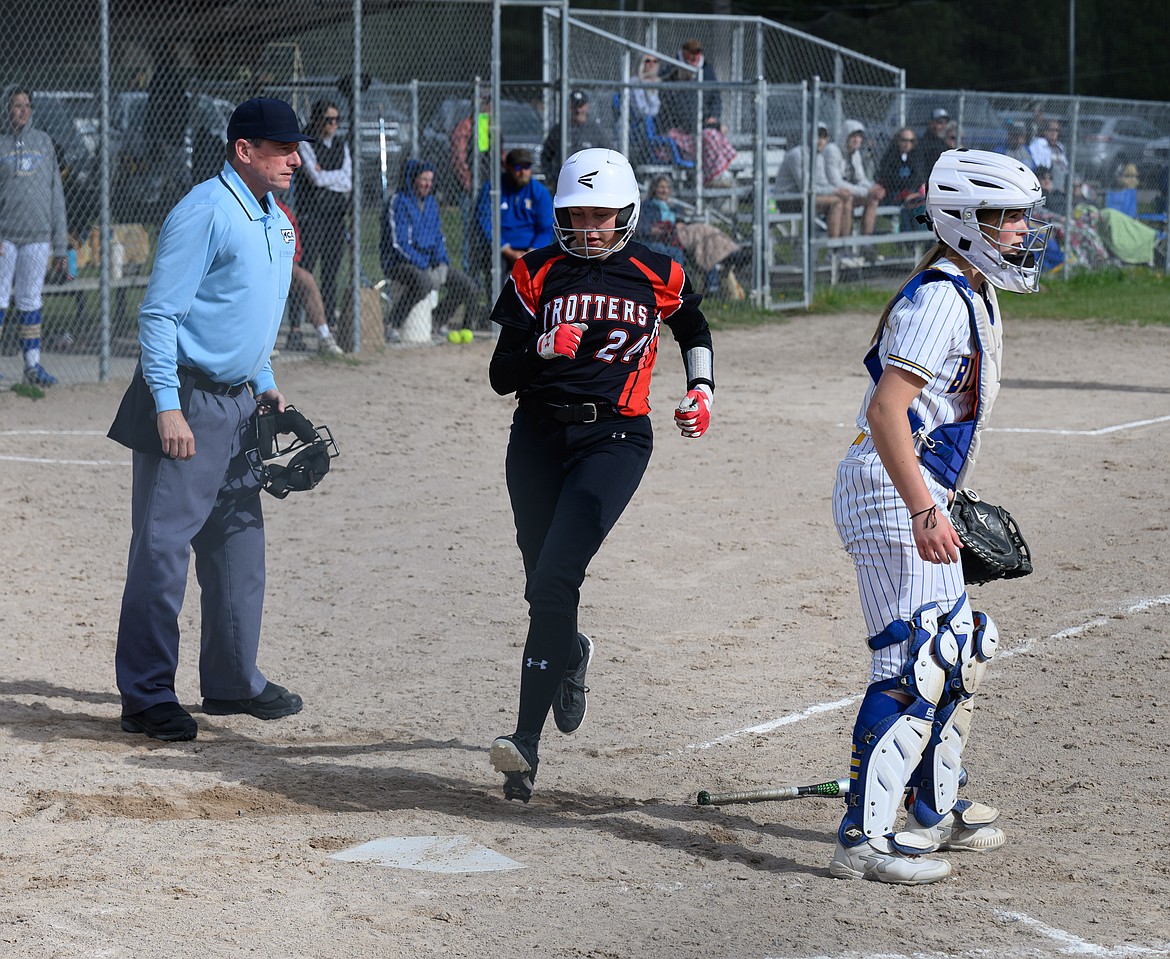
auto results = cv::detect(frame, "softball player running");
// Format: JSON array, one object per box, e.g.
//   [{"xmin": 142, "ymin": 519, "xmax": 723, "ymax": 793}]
[
  {"xmin": 829, "ymin": 150, "xmax": 1049, "ymax": 883},
  {"xmin": 487, "ymin": 148, "xmax": 714, "ymax": 802}
]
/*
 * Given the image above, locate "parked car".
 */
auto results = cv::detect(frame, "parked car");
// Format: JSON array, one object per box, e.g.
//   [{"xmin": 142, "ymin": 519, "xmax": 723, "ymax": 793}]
[
  {"xmin": 110, "ymin": 90, "xmax": 233, "ymax": 222},
  {"xmin": 1140, "ymin": 134, "xmax": 1170, "ymax": 188},
  {"xmin": 1073, "ymin": 113, "xmax": 1165, "ymax": 185},
  {"xmin": 418, "ymin": 96, "xmax": 545, "ymax": 203}
]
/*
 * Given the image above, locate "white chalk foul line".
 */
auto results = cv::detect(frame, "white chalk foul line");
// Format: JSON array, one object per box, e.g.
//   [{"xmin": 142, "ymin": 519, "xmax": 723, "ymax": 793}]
[
  {"xmin": 0, "ymin": 429, "xmax": 129, "ymax": 465},
  {"xmin": 0, "ymin": 455, "xmax": 130, "ymax": 466},
  {"xmin": 996, "ymin": 910, "xmax": 1170, "ymax": 957},
  {"xmin": 1002, "ymin": 594, "xmax": 1170, "ymax": 660},
  {"xmin": 688, "ymin": 594, "xmax": 1170, "ymax": 750},
  {"xmin": 687, "ymin": 697, "xmax": 860, "ymax": 750},
  {"xmin": 986, "ymin": 413, "xmax": 1170, "ymax": 436},
  {"xmin": 0, "ymin": 429, "xmax": 109, "ymax": 435}
]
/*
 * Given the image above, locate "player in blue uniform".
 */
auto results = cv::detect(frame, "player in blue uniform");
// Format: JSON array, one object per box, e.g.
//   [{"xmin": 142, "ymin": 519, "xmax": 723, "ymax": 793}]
[
  {"xmin": 829, "ymin": 150, "xmax": 1050, "ymax": 883},
  {"xmin": 487, "ymin": 149, "xmax": 715, "ymax": 802}
]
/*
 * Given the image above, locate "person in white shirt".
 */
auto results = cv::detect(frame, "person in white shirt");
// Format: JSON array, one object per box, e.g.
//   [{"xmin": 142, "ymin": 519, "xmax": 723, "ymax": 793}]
[{"xmin": 773, "ymin": 123, "xmax": 854, "ymax": 240}]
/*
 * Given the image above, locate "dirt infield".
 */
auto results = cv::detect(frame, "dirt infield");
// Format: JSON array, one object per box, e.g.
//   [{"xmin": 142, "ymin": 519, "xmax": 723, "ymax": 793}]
[{"xmin": 1, "ymin": 313, "xmax": 1168, "ymax": 959}]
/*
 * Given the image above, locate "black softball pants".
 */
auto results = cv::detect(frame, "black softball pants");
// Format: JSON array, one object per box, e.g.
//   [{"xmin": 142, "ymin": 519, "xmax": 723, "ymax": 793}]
[{"xmin": 505, "ymin": 406, "xmax": 653, "ymax": 737}]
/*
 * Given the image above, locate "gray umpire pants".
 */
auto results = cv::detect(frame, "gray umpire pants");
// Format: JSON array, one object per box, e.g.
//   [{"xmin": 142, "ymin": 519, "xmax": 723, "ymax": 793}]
[{"xmin": 115, "ymin": 386, "xmax": 267, "ymax": 714}]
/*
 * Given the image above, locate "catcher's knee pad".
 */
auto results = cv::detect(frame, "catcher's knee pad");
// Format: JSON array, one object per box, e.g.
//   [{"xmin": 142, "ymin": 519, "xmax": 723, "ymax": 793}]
[
  {"xmin": 957, "ymin": 609, "xmax": 998, "ymax": 697},
  {"xmin": 868, "ymin": 601, "xmax": 958, "ymax": 706}
]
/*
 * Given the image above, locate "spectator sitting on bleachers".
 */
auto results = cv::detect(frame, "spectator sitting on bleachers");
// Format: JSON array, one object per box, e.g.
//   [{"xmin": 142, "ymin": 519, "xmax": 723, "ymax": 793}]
[
  {"xmin": 658, "ymin": 38, "xmax": 720, "ymax": 132},
  {"xmin": 1029, "ymin": 119, "xmax": 1069, "ymax": 209},
  {"xmin": 919, "ymin": 108, "xmax": 951, "ymax": 167},
  {"xmin": 773, "ymin": 123, "xmax": 855, "ymax": 243},
  {"xmin": 637, "ymin": 173, "xmax": 749, "ymax": 299},
  {"xmin": 875, "ymin": 126, "xmax": 930, "ymax": 232},
  {"xmin": 828, "ymin": 119, "xmax": 884, "ymax": 237},
  {"xmin": 540, "ymin": 91, "xmax": 614, "ymax": 188},
  {"xmin": 999, "ymin": 121, "xmax": 1032, "ymax": 166},
  {"xmin": 630, "ymin": 54, "xmax": 661, "ymax": 122}
]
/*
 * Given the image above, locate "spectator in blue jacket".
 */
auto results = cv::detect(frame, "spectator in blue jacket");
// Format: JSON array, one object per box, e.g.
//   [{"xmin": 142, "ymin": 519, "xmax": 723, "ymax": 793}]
[
  {"xmin": 474, "ymin": 148, "xmax": 555, "ymax": 276},
  {"xmin": 382, "ymin": 158, "xmax": 483, "ymax": 335}
]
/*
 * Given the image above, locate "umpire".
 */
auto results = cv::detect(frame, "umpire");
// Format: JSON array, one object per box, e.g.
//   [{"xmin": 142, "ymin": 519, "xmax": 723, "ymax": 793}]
[{"xmin": 110, "ymin": 98, "xmax": 311, "ymax": 741}]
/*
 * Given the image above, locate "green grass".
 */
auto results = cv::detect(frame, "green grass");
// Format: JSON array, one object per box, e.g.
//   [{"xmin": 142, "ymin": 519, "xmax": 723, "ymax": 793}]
[
  {"xmin": 701, "ymin": 266, "xmax": 1170, "ymax": 329},
  {"xmin": 813, "ymin": 267, "xmax": 1170, "ymax": 325}
]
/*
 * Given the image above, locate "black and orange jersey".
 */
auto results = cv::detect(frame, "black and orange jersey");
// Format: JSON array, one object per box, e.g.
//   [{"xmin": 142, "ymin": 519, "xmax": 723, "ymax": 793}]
[{"xmin": 487, "ymin": 240, "xmax": 713, "ymax": 415}]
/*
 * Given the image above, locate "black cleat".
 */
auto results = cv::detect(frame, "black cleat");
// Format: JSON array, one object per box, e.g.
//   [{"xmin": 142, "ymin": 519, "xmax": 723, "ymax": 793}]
[
  {"xmin": 552, "ymin": 632, "xmax": 593, "ymax": 735},
  {"xmin": 490, "ymin": 733, "xmax": 539, "ymax": 803}
]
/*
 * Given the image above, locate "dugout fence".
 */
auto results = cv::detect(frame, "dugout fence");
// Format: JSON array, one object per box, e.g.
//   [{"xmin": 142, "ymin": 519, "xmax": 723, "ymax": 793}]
[{"xmin": 0, "ymin": 1, "xmax": 1166, "ymax": 385}]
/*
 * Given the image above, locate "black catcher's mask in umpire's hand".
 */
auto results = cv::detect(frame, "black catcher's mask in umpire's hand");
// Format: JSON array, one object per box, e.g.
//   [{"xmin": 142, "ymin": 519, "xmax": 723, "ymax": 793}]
[{"xmin": 251, "ymin": 407, "xmax": 340, "ymax": 499}]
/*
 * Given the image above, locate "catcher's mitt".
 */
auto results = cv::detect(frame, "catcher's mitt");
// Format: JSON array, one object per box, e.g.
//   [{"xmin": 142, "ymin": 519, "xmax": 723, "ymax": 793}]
[{"xmin": 949, "ymin": 488, "xmax": 1033, "ymax": 585}]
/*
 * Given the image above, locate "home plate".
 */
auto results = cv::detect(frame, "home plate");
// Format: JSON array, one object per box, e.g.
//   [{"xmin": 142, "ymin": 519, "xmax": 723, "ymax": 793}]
[{"xmin": 330, "ymin": 836, "xmax": 525, "ymax": 873}]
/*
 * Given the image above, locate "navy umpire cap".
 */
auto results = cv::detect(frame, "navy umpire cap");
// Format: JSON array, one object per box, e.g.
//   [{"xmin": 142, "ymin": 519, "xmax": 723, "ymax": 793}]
[{"xmin": 227, "ymin": 98, "xmax": 315, "ymax": 143}]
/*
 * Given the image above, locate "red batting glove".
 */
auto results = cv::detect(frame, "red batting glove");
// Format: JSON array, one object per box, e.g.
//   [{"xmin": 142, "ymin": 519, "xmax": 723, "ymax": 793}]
[
  {"xmin": 536, "ymin": 322, "xmax": 587, "ymax": 360},
  {"xmin": 674, "ymin": 385, "xmax": 713, "ymax": 438}
]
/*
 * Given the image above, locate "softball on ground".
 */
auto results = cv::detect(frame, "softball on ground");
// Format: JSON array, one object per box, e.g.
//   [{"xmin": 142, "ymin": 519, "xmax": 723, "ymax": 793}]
[
  {"xmin": 460, "ymin": 328, "xmax": 474, "ymax": 343},
  {"xmin": 448, "ymin": 329, "xmax": 462, "ymax": 344}
]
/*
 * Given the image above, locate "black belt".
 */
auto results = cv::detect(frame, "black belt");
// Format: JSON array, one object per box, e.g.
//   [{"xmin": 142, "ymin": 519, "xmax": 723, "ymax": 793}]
[
  {"xmin": 522, "ymin": 399, "xmax": 624, "ymax": 424},
  {"xmin": 179, "ymin": 365, "xmax": 248, "ymax": 397}
]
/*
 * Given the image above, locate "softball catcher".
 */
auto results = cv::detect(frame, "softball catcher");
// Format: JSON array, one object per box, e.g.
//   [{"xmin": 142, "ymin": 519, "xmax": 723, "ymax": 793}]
[
  {"xmin": 829, "ymin": 150, "xmax": 1049, "ymax": 883},
  {"xmin": 487, "ymin": 148, "xmax": 714, "ymax": 803}
]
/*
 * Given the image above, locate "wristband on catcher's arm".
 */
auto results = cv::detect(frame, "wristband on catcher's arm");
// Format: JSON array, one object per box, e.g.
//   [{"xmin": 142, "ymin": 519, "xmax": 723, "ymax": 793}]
[{"xmin": 683, "ymin": 345, "xmax": 714, "ymax": 393}]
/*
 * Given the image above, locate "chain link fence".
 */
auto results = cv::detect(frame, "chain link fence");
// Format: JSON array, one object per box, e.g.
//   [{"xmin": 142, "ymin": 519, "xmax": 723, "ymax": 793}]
[{"xmin": 1, "ymin": 2, "xmax": 1166, "ymax": 384}]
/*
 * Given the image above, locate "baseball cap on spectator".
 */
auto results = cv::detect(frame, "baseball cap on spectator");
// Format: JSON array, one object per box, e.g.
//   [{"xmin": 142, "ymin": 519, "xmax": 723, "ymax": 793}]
[
  {"xmin": 505, "ymin": 147, "xmax": 534, "ymax": 167},
  {"xmin": 843, "ymin": 119, "xmax": 865, "ymax": 138},
  {"xmin": 570, "ymin": 90, "xmax": 589, "ymax": 107},
  {"xmin": 931, "ymin": 108, "xmax": 950, "ymax": 121},
  {"xmin": 227, "ymin": 98, "xmax": 315, "ymax": 143}
]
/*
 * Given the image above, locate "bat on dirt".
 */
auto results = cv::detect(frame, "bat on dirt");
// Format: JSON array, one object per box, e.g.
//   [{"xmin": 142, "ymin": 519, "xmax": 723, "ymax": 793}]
[
  {"xmin": 697, "ymin": 778, "xmax": 849, "ymax": 806},
  {"xmin": 695, "ymin": 767, "xmax": 967, "ymax": 807}
]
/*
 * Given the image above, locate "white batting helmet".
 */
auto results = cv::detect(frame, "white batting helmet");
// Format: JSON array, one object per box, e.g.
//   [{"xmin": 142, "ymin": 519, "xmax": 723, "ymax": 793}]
[
  {"xmin": 553, "ymin": 149, "xmax": 640, "ymax": 259},
  {"xmin": 927, "ymin": 149, "xmax": 1051, "ymax": 293}
]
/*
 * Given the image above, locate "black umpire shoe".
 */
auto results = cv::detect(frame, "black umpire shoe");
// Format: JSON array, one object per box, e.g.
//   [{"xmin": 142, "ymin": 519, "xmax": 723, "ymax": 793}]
[
  {"xmin": 552, "ymin": 632, "xmax": 594, "ymax": 735},
  {"xmin": 490, "ymin": 733, "xmax": 540, "ymax": 803},
  {"xmin": 202, "ymin": 682, "xmax": 303, "ymax": 720},
  {"xmin": 121, "ymin": 702, "xmax": 198, "ymax": 742}
]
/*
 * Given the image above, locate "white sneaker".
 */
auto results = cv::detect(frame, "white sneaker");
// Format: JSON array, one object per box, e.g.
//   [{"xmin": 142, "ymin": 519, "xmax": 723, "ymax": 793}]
[
  {"xmin": 318, "ymin": 332, "xmax": 344, "ymax": 356},
  {"xmin": 839, "ymin": 255, "xmax": 868, "ymax": 269},
  {"xmin": 829, "ymin": 836, "xmax": 951, "ymax": 885},
  {"xmin": 902, "ymin": 800, "xmax": 1005, "ymax": 852}
]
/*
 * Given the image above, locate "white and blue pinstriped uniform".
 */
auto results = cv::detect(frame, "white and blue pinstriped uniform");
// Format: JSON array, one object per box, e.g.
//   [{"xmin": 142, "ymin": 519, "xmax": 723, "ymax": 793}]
[{"xmin": 832, "ymin": 259, "xmax": 1001, "ymax": 681}]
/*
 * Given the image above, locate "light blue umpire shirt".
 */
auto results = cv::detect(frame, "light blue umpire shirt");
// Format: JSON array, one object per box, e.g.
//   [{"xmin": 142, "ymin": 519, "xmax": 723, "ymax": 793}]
[{"xmin": 138, "ymin": 161, "xmax": 296, "ymax": 413}]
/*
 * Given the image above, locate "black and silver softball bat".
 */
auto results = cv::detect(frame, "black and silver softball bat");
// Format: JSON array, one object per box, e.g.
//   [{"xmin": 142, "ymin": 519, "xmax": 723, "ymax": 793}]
[{"xmin": 696, "ymin": 778, "xmax": 849, "ymax": 806}]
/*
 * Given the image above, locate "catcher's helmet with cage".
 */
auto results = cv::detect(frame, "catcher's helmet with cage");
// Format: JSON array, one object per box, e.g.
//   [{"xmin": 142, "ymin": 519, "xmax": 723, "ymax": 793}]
[
  {"xmin": 925, "ymin": 149, "xmax": 1051, "ymax": 293},
  {"xmin": 250, "ymin": 407, "xmax": 339, "ymax": 499}
]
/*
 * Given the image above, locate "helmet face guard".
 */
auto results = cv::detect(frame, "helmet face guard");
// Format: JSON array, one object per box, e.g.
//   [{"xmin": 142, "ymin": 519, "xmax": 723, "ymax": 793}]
[
  {"xmin": 553, "ymin": 148, "xmax": 640, "ymax": 260},
  {"xmin": 249, "ymin": 407, "xmax": 340, "ymax": 499},
  {"xmin": 927, "ymin": 149, "xmax": 1052, "ymax": 293}
]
